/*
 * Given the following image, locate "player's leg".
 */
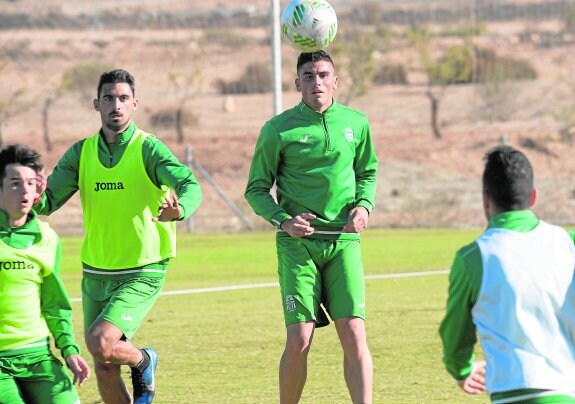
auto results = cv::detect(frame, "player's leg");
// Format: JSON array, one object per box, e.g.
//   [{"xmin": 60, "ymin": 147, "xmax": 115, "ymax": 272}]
[
  {"xmin": 324, "ymin": 239, "xmax": 373, "ymax": 404},
  {"xmin": 82, "ymin": 277, "xmax": 131, "ymax": 403},
  {"xmin": 85, "ymin": 319, "xmax": 140, "ymax": 404},
  {"xmin": 86, "ymin": 319, "xmax": 143, "ymax": 366},
  {"xmin": 280, "ymin": 321, "xmax": 315, "ymax": 404},
  {"xmin": 276, "ymin": 236, "xmax": 324, "ymax": 403},
  {"xmin": 8, "ymin": 352, "xmax": 80, "ymax": 404},
  {"xmin": 0, "ymin": 369, "xmax": 25, "ymax": 404},
  {"xmin": 93, "ymin": 360, "xmax": 131, "ymax": 404},
  {"xmin": 86, "ymin": 319, "xmax": 158, "ymax": 404},
  {"xmin": 83, "ymin": 276, "xmax": 163, "ymax": 403},
  {"xmin": 334, "ymin": 317, "xmax": 373, "ymax": 404}
]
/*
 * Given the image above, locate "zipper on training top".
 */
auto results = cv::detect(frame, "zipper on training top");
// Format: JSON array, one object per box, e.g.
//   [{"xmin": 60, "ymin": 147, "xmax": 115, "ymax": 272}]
[{"xmin": 321, "ymin": 113, "xmax": 332, "ymax": 152}]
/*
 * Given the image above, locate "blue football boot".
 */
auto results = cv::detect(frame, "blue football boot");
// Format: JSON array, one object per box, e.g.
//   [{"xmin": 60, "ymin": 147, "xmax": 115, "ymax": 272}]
[{"xmin": 131, "ymin": 348, "xmax": 158, "ymax": 404}]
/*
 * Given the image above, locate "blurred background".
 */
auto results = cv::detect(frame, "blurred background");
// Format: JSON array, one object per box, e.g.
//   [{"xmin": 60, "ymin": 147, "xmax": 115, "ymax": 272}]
[{"xmin": 2, "ymin": 0, "xmax": 575, "ymax": 233}]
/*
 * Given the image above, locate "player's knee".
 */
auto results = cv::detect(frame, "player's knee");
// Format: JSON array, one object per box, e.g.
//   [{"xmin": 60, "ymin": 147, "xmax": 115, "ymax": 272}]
[
  {"xmin": 285, "ymin": 334, "xmax": 313, "ymax": 356},
  {"xmin": 94, "ymin": 361, "xmax": 120, "ymax": 379},
  {"xmin": 85, "ymin": 333, "xmax": 114, "ymax": 362},
  {"xmin": 337, "ymin": 318, "xmax": 368, "ymax": 349}
]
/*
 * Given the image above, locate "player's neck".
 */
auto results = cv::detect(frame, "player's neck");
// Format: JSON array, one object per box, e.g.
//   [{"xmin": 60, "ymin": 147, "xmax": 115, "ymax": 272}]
[
  {"xmin": 102, "ymin": 126, "xmax": 126, "ymax": 144},
  {"xmin": 6, "ymin": 212, "xmax": 28, "ymax": 228}
]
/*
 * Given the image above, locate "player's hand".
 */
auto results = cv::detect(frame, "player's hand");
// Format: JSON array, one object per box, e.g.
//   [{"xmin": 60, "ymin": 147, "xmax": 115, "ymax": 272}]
[
  {"xmin": 281, "ymin": 213, "xmax": 316, "ymax": 238},
  {"xmin": 65, "ymin": 354, "xmax": 91, "ymax": 386},
  {"xmin": 342, "ymin": 206, "xmax": 369, "ymax": 233},
  {"xmin": 153, "ymin": 192, "xmax": 181, "ymax": 222},
  {"xmin": 33, "ymin": 168, "xmax": 47, "ymax": 205},
  {"xmin": 457, "ymin": 360, "xmax": 486, "ymax": 394}
]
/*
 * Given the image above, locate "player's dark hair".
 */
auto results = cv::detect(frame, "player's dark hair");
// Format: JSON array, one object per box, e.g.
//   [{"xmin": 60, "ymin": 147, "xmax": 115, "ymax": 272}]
[
  {"xmin": 297, "ymin": 50, "xmax": 335, "ymax": 74},
  {"xmin": 483, "ymin": 145, "xmax": 533, "ymax": 211},
  {"xmin": 0, "ymin": 144, "xmax": 43, "ymax": 185},
  {"xmin": 97, "ymin": 69, "xmax": 136, "ymax": 99}
]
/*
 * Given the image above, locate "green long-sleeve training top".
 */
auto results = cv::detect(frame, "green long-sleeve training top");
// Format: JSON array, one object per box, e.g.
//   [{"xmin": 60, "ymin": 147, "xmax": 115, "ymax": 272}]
[
  {"xmin": 34, "ymin": 122, "xmax": 202, "ymax": 275},
  {"xmin": 245, "ymin": 100, "xmax": 377, "ymax": 238}
]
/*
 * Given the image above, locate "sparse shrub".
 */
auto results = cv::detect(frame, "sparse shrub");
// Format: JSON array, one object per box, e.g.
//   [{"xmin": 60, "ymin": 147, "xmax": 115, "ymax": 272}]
[
  {"xmin": 563, "ymin": 5, "xmax": 575, "ymax": 32},
  {"xmin": 1, "ymin": 39, "xmax": 30, "ymax": 61},
  {"xmin": 146, "ymin": 39, "xmax": 187, "ymax": 47},
  {"xmin": 428, "ymin": 45, "xmax": 473, "ymax": 85},
  {"xmin": 474, "ymin": 48, "xmax": 537, "ymax": 82},
  {"xmin": 349, "ymin": 2, "xmax": 382, "ymax": 25},
  {"xmin": 330, "ymin": 30, "xmax": 379, "ymax": 102},
  {"xmin": 373, "ymin": 63, "xmax": 408, "ymax": 85},
  {"xmin": 202, "ymin": 28, "xmax": 261, "ymax": 48},
  {"xmin": 374, "ymin": 25, "xmax": 394, "ymax": 51},
  {"xmin": 440, "ymin": 21, "xmax": 486, "ymax": 37},
  {"xmin": 215, "ymin": 63, "xmax": 271, "ymax": 94},
  {"xmin": 93, "ymin": 40, "xmax": 109, "ymax": 49},
  {"xmin": 149, "ymin": 109, "xmax": 199, "ymax": 131},
  {"xmin": 337, "ymin": 24, "xmax": 392, "ymax": 55},
  {"xmin": 427, "ymin": 46, "xmax": 537, "ymax": 85},
  {"xmin": 150, "ymin": 110, "xmax": 176, "ymax": 129},
  {"xmin": 60, "ymin": 62, "xmax": 113, "ymax": 102}
]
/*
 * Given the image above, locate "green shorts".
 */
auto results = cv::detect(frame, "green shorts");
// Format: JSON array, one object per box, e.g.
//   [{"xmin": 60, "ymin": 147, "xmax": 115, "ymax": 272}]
[
  {"xmin": 276, "ymin": 236, "xmax": 366, "ymax": 327},
  {"xmin": 82, "ymin": 276, "xmax": 165, "ymax": 340},
  {"xmin": 0, "ymin": 352, "xmax": 79, "ymax": 404}
]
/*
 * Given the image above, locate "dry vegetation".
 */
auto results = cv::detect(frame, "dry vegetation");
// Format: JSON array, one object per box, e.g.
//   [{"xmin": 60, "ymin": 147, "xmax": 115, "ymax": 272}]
[{"xmin": 2, "ymin": 0, "xmax": 575, "ymax": 233}]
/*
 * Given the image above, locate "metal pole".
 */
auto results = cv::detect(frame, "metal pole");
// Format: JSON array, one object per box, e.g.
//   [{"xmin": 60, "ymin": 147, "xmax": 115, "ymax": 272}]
[
  {"xmin": 191, "ymin": 160, "xmax": 253, "ymax": 231},
  {"xmin": 271, "ymin": 0, "xmax": 283, "ymax": 115}
]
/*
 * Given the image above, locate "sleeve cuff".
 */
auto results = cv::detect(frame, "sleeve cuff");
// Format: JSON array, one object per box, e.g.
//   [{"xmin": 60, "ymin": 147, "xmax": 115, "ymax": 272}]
[
  {"xmin": 177, "ymin": 204, "xmax": 186, "ymax": 221},
  {"xmin": 271, "ymin": 213, "xmax": 291, "ymax": 229},
  {"xmin": 355, "ymin": 200, "xmax": 373, "ymax": 215},
  {"xmin": 61, "ymin": 345, "xmax": 80, "ymax": 358}
]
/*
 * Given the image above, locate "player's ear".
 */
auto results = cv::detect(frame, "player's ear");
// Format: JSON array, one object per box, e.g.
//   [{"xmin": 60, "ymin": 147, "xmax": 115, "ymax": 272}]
[
  {"xmin": 482, "ymin": 190, "xmax": 493, "ymax": 220},
  {"xmin": 482, "ymin": 191, "xmax": 490, "ymax": 210},
  {"xmin": 93, "ymin": 99, "xmax": 100, "ymax": 111},
  {"xmin": 295, "ymin": 77, "xmax": 301, "ymax": 92},
  {"xmin": 529, "ymin": 188, "xmax": 538, "ymax": 208},
  {"xmin": 333, "ymin": 74, "xmax": 338, "ymax": 90}
]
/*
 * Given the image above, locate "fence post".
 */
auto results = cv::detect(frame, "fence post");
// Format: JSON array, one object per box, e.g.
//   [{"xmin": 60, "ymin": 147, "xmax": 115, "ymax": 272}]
[
  {"xmin": 185, "ymin": 145, "xmax": 253, "ymax": 231},
  {"xmin": 185, "ymin": 146, "xmax": 194, "ymax": 232}
]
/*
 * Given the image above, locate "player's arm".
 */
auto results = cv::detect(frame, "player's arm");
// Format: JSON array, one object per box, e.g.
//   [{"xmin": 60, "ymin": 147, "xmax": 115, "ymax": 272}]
[
  {"xmin": 245, "ymin": 122, "xmax": 291, "ymax": 228},
  {"xmin": 34, "ymin": 141, "xmax": 83, "ymax": 216},
  {"xmin": 439, "ymin": 243, "xmax": 482, "ymax": 382},
  {"xmin": 353, "ymin": 122, "xmax": 377, "ymax": 215},
  {"xmin": 40, "ymin": 239, "xmax": 90, "ymax": 385},
  {"xmin": 40, "ymin": 238, "xmax": 79, "ymax": 357},
  {"xmin": 144, "ymin": 137, "xmax": 202, "ymax": 221}
]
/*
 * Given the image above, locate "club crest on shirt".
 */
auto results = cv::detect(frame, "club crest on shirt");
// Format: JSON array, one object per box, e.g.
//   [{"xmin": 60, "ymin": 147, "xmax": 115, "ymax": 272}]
[
  {"xmin": 299, "ymin": 134, "xmax": 312, "ymax": 143},
  {"xmin": 344, "ymin": 128, "xmax": 354, "ymax": 142}
]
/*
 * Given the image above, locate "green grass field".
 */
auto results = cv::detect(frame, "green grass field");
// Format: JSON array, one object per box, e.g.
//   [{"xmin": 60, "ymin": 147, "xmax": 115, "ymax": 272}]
[{"xmin": 59, "ymin": 228, "xmax": 489, "ymax": 403}]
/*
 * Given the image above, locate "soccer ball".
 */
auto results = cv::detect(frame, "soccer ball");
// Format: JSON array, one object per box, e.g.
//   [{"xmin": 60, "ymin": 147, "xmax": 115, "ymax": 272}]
[{"xmin": 280, "ymin": 0, "xmax": 338, "ymax": 52}]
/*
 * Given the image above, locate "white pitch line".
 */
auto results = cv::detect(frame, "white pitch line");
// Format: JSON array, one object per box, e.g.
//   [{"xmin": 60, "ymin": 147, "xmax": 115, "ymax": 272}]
[{"xmin": 69, "ymin": 270, "xmax": 448, "ymax": 303}]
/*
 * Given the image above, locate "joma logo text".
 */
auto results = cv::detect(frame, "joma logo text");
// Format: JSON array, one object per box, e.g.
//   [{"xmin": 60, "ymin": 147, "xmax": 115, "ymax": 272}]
[
  {"xmin": 0, "ymin": 261, "xmax": 33, "ymax": 271},
  {"xmin": 94, "ymin": 182, "xmax": 125, "ymax": 192}
]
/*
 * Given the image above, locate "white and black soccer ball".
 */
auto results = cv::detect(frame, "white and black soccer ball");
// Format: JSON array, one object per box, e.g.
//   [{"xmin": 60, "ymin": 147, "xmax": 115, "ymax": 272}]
[{"xmin": 280, "ymin": 0, "xmax": 338, "ymax": 52}]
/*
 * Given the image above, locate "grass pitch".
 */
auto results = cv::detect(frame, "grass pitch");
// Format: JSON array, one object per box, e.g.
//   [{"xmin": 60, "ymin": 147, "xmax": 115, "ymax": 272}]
[{"xmin": 58, "ymin": 228, "xmax": 487, "ymax": 403}]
